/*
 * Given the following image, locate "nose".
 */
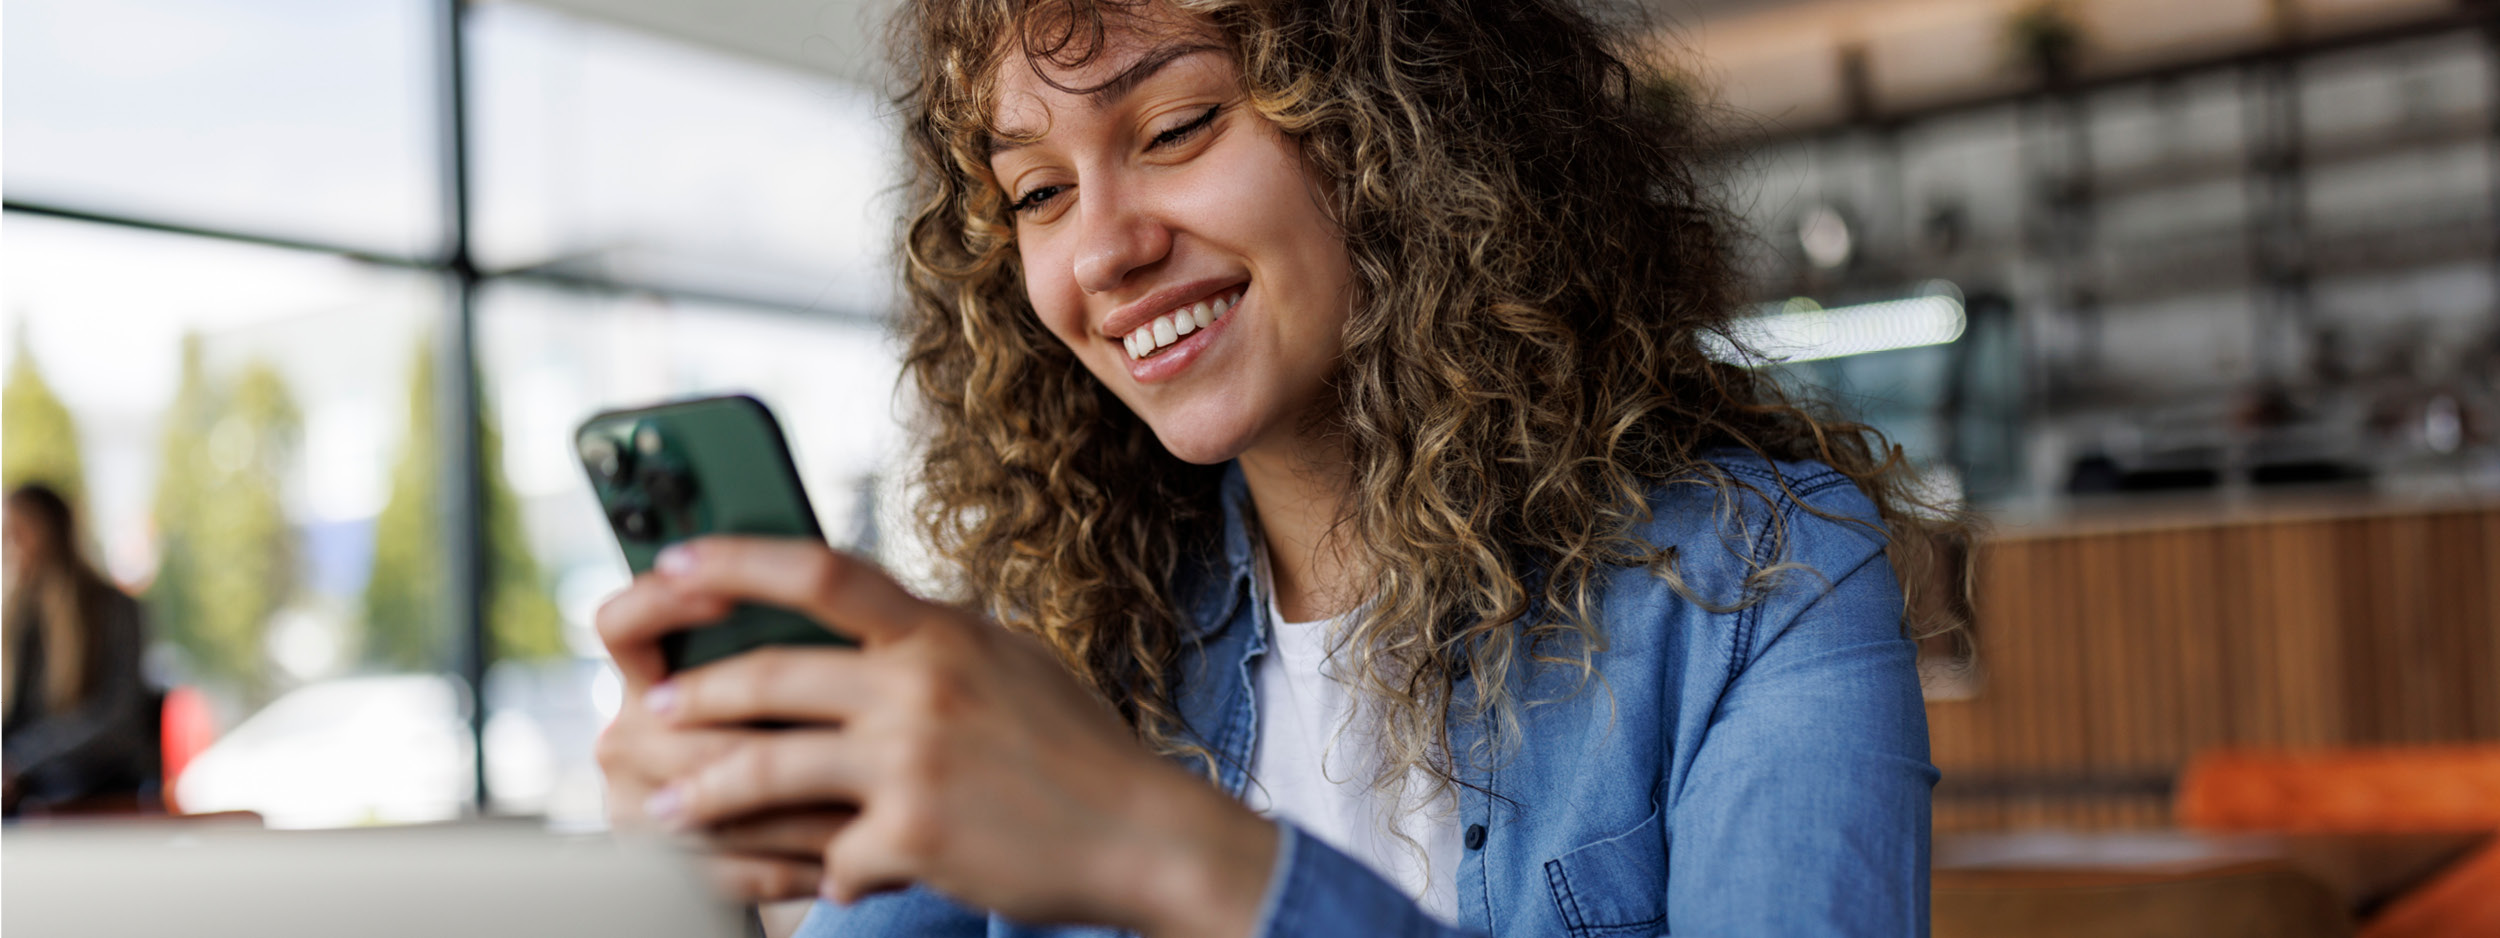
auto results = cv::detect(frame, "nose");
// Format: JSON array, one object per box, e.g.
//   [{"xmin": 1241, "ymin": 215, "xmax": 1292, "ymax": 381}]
[{"xmin": 1070, "ymin": 173, "xmax": 1172, "ymax": 295}]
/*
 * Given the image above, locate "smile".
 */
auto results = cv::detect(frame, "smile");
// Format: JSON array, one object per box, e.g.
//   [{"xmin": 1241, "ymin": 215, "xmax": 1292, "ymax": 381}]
[{"xmin": 1123, "ymin": 287, "xmax": 1244, "ymax": 361}]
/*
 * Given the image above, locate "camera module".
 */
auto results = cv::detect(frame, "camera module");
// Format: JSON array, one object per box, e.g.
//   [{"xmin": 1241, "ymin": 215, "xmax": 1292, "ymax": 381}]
[{"xmin": 580, "ymin": 436, "xmax": 627, "ymax": 483}]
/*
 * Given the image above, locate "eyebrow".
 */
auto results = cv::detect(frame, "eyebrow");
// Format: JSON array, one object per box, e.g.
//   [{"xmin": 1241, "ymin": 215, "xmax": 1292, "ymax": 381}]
[{"xmin": 985, "ymin": 43, "xmax": 1223, "ymax": 157}]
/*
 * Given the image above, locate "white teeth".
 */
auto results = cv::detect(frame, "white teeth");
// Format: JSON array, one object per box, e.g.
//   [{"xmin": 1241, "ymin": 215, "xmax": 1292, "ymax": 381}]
[{"xmin": 1121, "ymin": 289, "xmax": 1244, "ymax": 361}]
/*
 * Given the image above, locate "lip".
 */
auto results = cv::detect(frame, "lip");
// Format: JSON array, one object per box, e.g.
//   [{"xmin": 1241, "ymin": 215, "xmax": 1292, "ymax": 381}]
[
  {"xmin": 1100, "ymin": 277, "xmax": 1246, "ymax": 341},
  {"xmin": 1122, "ymin": 287, "xmax": 1242, "ymax": 385}
]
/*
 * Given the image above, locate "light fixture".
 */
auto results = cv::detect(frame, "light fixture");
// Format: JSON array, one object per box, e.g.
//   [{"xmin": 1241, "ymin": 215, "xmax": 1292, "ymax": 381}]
[
  {"xmin": 2424, "ymin": 395, "xmax": 2462, "ymax": 454},
  {"xmin": 1797, "ymin": 204, "xmax": 1855, "ymax": 270},
  {"xmin": 1709, "ymin": 281, "xmax": 1968, "ymax": 365}
]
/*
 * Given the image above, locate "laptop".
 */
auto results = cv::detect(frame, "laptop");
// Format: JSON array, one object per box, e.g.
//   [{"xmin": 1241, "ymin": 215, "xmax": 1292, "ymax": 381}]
[{"xmin": 2, "ymin": 820, "xmax": 746, "ymax": 938}]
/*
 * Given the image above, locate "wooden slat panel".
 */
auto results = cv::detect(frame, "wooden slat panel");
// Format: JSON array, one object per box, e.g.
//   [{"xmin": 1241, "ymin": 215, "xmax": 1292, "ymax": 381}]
[{"xmin": 1930, "ymin": 501, "xmax": 2500, "ymax": 832}]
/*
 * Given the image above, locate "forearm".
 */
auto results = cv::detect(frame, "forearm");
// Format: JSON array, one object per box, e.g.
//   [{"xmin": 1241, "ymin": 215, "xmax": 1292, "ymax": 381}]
[{"xmin": 1098, "ymin": 761, "xmax": 1278, "ymax": 938}]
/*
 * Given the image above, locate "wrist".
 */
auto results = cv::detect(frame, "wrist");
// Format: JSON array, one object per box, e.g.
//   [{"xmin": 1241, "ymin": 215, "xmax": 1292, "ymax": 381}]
[{"xmin": 1100, "ymin": 763, "xmax": 1279, "ymax": 938}]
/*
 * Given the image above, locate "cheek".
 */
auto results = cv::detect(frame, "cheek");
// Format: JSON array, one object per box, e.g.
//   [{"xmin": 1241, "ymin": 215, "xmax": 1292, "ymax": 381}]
[
  {"xmin": 1220, "ymin": 132, "xmax": 1352, "ymax": 329},
  {"xmin": 1017, "ymin": 240, "xmax": 1088, "ymax": 349},
  {"xmin": 1253, "ymin": 201, "xmax": 1355, "ymax": 351}
]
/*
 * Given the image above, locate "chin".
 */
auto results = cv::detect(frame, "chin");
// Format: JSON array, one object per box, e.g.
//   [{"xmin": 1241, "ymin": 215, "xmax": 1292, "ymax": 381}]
[{"xmin": 1141, "ymin": 409, "xmax": 1264, "ymax": 466}]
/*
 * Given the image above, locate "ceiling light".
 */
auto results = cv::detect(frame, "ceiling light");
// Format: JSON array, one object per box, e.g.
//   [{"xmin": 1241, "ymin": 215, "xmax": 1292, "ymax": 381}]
[{"xmin": 1710, "ymin": 282, "xmax": 1968, "ymax": 365}]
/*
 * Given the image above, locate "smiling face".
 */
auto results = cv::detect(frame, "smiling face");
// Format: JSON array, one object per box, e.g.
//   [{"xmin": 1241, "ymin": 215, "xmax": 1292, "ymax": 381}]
[{"xmin": 987, "ymin": 16, "xmax": 1354, "ymax": 466}]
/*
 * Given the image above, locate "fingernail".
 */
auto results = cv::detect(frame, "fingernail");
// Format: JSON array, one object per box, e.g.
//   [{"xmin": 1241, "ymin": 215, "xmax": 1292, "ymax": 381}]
[
  {"xmin": 643, "ymin": 681, "xmax": 679, "ymax": 717},
  {"xmin": 644, "ymin": 785, "xmax": 687, "ymax": 827},
  {"xmin": 656, "ymin": 544, "xmax": 696, "ymax": 577}
]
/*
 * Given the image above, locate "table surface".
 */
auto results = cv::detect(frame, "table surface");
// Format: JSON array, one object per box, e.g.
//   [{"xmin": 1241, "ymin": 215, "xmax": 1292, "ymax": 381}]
[{"xmin": 1934, "ymin": 829, "xmax": 2492, "ymax": 915}]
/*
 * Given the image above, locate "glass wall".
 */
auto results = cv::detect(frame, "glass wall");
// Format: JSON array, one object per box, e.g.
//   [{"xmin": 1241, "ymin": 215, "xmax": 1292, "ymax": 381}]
[
  {"xmin": 1, "ymin": 215, "xmax": 455, "ymax": 826},
  {"xmin": 3, "ymin": 0, "xmax": 904, "ymax": 828},
  {"xmin": 466, "ymin": 2, "xmax": 900, "ymax": 312},
  {"xmin": 3, "ymin": 0, "xmax": 442, "ymax": 256}
]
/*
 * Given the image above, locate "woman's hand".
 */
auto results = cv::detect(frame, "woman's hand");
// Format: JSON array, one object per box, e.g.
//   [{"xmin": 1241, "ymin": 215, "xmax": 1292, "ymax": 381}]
[
  {"xmin": 598, "ymin": 537, "xmax": 1279, "ymax": 938},
  {"xmin": 593, "ymin": 567, "xmax": 844, "ymax": 901}
]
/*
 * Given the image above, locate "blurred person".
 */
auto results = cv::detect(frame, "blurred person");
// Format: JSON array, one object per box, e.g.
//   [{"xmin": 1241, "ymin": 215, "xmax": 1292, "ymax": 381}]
[
  {"xmin": 3, "ymin": 483, "xmax": 159, "ymax": 816},
  {"xmin": 595, "ymin": 0, "xmax": 1962, "ymax": 935}
]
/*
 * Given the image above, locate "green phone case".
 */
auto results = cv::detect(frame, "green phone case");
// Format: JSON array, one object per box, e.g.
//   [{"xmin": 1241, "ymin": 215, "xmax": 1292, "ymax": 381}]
[{"xmin": 575, "ymin": 394, "xmax": 857, "ymax": 673}]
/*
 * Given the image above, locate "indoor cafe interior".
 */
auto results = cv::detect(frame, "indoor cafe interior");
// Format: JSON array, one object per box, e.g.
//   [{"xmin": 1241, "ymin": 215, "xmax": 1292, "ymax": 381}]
[{"xmin": 2, "ymin": 0, "xmax": 2495, "ymax": 936}]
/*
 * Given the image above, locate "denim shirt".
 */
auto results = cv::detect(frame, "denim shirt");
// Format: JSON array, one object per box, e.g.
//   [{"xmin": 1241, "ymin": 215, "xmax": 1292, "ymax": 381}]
[{"xmin": 796, "ymin": 453, "xmax": 1935, "ymax": 937}]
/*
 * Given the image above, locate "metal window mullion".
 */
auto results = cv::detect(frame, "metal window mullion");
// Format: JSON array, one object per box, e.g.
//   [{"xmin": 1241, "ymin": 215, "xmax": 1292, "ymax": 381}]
[{"xmin": 436, "ymin": 0, "xmax": 491, "ymax": 813}]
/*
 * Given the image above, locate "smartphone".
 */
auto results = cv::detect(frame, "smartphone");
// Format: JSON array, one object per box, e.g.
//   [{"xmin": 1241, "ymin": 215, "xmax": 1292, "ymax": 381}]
[{"xmin": 576, "ymin": 394, "xmax": 858, "ymax": 673}]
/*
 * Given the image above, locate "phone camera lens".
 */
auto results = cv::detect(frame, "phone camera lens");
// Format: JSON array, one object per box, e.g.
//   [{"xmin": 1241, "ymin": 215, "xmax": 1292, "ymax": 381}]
[
  {"xmin": 612, "ymin": 505, "xmax": 655, "ymax": 540},
  {"xmin": 635, "ymin": 426, "xmax": 664, "ymax": 456},
  {"xmin": 580, "ymin": 438, "xmax": 626, "ymax": 482}
]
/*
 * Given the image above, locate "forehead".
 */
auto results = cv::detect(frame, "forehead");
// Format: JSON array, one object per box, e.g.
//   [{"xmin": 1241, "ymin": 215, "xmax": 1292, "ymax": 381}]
[{"xmin": 988, "ymin": 8, "xmax": 1223, "ymax": 136}]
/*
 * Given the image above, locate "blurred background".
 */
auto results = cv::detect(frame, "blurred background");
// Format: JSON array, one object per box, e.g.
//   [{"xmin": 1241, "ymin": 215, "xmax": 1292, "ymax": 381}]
[
  {"xmin": 2, "ymin": 0, "xmax": 2495, "ymax": 933},
  {"xmin": 5, "ymin": 0, "xmax": 911, "ymax": 828}
]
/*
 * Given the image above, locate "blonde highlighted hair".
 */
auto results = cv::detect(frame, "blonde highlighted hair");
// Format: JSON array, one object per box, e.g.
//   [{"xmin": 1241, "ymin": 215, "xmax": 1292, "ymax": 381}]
[{"xmin": 891, "ymin": 0, "xmax": 1970, "ymax": 798}]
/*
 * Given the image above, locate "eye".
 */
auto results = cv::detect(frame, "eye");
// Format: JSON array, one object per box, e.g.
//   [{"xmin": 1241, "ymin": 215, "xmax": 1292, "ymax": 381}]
[
  {"xmin": 1147, "ymin": 105, "xmax": 1221, "ymax": 151},
  {"xmin": 1010, "ymin": 184, "xmax": 1066, "ymax": 215}
]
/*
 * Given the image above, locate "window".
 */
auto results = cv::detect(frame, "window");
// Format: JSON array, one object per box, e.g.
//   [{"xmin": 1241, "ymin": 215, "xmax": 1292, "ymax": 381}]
[{"xmin": 3, "ymin": 0, "xmax": 904, "ymax": 827}]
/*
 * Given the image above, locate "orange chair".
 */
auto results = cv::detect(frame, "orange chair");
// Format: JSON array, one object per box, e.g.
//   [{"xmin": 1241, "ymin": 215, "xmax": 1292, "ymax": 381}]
[{"xmin": 2175, "ymin": 745, "xmax": 2500, "ymax": 938}]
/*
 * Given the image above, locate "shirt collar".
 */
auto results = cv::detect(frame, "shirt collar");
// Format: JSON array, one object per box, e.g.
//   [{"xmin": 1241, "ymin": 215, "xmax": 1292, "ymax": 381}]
[{"xmin": 1177, "ymin": 460, "xmax": 1258, "ymax": 641}]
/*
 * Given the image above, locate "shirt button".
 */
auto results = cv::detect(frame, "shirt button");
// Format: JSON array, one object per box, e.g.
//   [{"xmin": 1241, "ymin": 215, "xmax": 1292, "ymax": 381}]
[{"xmin": 1464, "ymin": 824, "xmax": 1487, "ymax": 850}]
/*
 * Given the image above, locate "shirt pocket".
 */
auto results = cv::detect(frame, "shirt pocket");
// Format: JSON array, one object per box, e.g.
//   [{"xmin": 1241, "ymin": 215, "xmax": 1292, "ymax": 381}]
[{"xmin": 1542, "ymin": 802, "xmax": 1670, "ymax": 937}]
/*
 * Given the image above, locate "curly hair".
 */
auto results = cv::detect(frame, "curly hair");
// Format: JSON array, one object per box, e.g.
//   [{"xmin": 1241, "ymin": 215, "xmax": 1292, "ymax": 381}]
[{"xmin": 890, "ymin": 0, "xmax": 1969, "ymax": 800}]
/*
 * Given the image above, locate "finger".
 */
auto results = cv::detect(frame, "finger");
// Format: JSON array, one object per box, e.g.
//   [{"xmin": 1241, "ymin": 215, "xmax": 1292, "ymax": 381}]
[
  {"xmin": 595, "ymin": 576, "xmax": 735, "ymax": 687},
  {"xmin": 598, "ymin": 722, "xmax": 747, "ymax": 787},
  {"xmin": 701, "ymin": 853, "xmax": 825, "ymax": 904},
  {"xmin": 654, "ymin": 538, "xmax": 929, "ymax": 645},
  {"xmin": 657, "ymin": 647, "xmax": 876, "ymax": 727},
  {"xmin": 669, "ymin": 729, "xmax": 872, "ymax": 828},
  {"xmin": 705, "ymin": 806, "xmax": 858, "ymax": 860},
  {"xmin": 598, "ymin": 725, "xmax": 754, "ymax": 826}
]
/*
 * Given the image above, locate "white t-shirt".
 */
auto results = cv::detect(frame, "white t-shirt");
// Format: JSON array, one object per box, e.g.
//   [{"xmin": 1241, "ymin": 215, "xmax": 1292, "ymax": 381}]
[{"xmin": 1242, "ymin": 561, "xmax": 1462, "ymax": 925}]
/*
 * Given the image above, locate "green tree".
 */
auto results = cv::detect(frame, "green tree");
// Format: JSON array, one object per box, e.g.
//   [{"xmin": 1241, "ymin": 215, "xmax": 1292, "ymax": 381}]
[
  {"xmin": 481, "ymin": 389, "xmax": 567, "ymax": 662},
  {"xmin": 360, "ymin": 346, "xmax": 564, "ymax": 671},
  {"xmin": 148, "ymin": 337, "xmax": 302, "ymax": 699},
  {"xmin": 2, "ymin": 329, "xmax": 89, "ymax": 517},
  {"xmin": 360, "ymin": 348, "xmax": 442, "ymax": 670},
  {"xmin": 147, "ymin": 337, "xmax": 218, "ymax": 683}
]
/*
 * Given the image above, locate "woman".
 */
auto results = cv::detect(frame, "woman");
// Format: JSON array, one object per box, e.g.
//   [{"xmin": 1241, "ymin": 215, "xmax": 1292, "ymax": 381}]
[
  {"xmin": 595, "ymin": 0, "xmax": 1959, "ymax": 934},
  {"xmin": 4, "ymin": 483, "xmax": 158, "ymax": 816}
]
